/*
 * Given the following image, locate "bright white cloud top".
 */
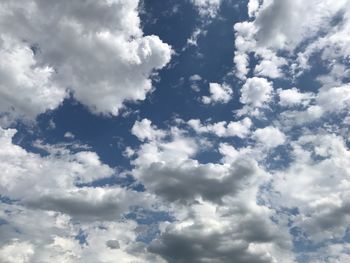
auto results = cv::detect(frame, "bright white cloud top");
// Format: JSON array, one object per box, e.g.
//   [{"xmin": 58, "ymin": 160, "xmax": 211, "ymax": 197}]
[
  {"xmin": 0, "ymin": 0, "xmax": 350, "ymax": 262},
  {"xmin": 0, "ymin": 0, "xmax": 171, "ymax": 120}
]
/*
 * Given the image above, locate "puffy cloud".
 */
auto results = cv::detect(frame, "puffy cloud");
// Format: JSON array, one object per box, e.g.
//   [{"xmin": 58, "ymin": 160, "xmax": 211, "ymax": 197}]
[
  {"xmin": 0, "ymin": 127, "xmax": 149, "ymax": 221},
  {"xmin": 278, "ymin": 88, "xmax": 314, "ymax": 107},
  {"xmin": 270, "ymin": 134, "xmax": 350, "ymax": 242},
  {"xmin": 0, "ymin": 0, "xmax": 172, "ymax": 119},
  {"xmin": 134, "ymin": 158, "xmax": 260, "ymax": 204},
  {"xmin": 191, "ymin": 0, "xmax": 222, "ymax": 18},
  {"xmin": 254, "ymin": 0, "xmax": 348, "ymax": 50},
  {"xmin": 233, "ymin": 22, "xmax": 256, "ymax": 80},
  {"xmin": 279, "ymin": 84, "xmax": 350, "ymax": 126},
  {"xmin": 0, "ymin": 36, "xmax": 66, "ymax": 121},
  {"xmin": 316, "ymin": 85, "xmax": 350, "ymax": 113},
  {"xmin": 129, "ymin": 119, "xmax": 295, "ymax": 262},
  {"xmin": 0, "ymin": 204, "xmax": 165, "ymax": 263},
  {"xmin": 149, "ymin": 196, "xmax": 294, "ymax": 263},
  {"xmin": 150, "ymin": 223, "xmax": 289, "ymax": 263},
  {"xmin": 240, "ymin": 77, "xmax": 273, "ymax": 107},
  {"xmin": 202, "ymin": 83, "xmax": 233, "ymax": 104},
  {"xmin": 188, "ymin": 117, "xmax": 252, "ymax": 138},
  {"xmin": 0, "ymin": 240, "xmax": 34, "ymax": 263},
  {"xmin": 233, "ymin": 0, "xmax": 350, "ymax": 79},
  {"xmin": 253, "ymin": 126, "xmax": 286, "ymax": 149},
  {"xmin": 0, "ymin": 126, "xmax": 168, "ymax": 261},
  {"xmin": 254, "ymin": 49, "xmax": 287, "ymax": 79},
  {"xmin": 234, "ymin": 52, "xmax": 250, "ymax": 80},
  {"xmin": 132, "ymin": 118, "xmax": 166, "ymax": 142},
  {"xmin": 307, "ymin": 243, "xmax": 350, "ymax": 263},
  {"xmin": 248, "ymin": 0, "xmax": 261, "ymax": 17}
]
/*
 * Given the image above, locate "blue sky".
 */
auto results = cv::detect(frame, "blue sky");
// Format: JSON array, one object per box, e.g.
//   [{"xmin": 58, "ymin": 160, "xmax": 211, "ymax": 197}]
[{"xmin": 1, "ymin": 0, "xmax": 350, "ymax": 262}]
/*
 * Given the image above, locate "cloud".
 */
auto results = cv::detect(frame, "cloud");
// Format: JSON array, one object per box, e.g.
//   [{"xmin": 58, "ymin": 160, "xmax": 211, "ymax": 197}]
[
  {"xmin": 253, "ymin": 126, "xmax": 286, "ymax": 149},
  {"xmin": 0, "ymin": 36, "xmax": 66, "ymax": 121},
  {"xmin": 191, "ymin": 0, "xmax": 222, "ymax": 18},
  {"xmin": 279, "ymin": 84, "xmax": 350, "ymax": 126},
  {"xmin": 254, "ymin": 0, "xmax": 348, "ymax": 50},
  {"xmin": 188, "ymin": 117, "xmax": 252, "ymax": 138},
  {"xmin": 0, "ymin": 240, "xmax": 34, "ymax": 263},
  {"xmin": 240, "ymin": 77, "xmax": 273, "ymax": 108},
  {"xmin": 202, "ymin": 83, "xmax": 233, "ymax": 104},
  {"xmin": 270, "ymin": 133, "xmax": 350, "ymax": 243},
  {"xmin": 0, "ymin": 127, "xmax": 149, "ymax": 221},
  {"xmin": 129, "ymin": 119, "xmax": 295, "ymax": 262},
  {"xmin": 0, "ymin": 204, "xmax": 165, "ymax": 263},
  {"xmin": 134, "ymin": 158, "xmax": 260, "ymax": 204},
  {"xmin": 64, "ymin": 131, "xmax": 75, "ymax": 139},
  {"xmin": 149, "ymin": 201, "xmax": 293, "ymax": 263},
  {"xmin": 0, "ymin": 0, "xmax": 172, "ymax": 119},
  {"xmin": 132, "ymin": 118, "xmax": 166, "ymax": 142},
  {"xmin": 277, "ymin": 88, "xmax": 314, "ymax": 107},
  {"xmin": 233, "ymin": 0, "xmax": 350, "ymax": 79}
]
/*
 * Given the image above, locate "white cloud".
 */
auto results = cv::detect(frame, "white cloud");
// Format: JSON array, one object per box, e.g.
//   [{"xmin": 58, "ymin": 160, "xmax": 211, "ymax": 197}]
[
  {"xmin": 0, "ymin": 204, "xmax": 165, "ymax": 263},
  {"xmin": 278, "ymin": 88, "xmax": 314, "ymax": 107},
  {"xmin": 132, "ymin": 119, "xmax": 166, "ymax": 142},
  {"xmin": 0, "ymin": 124, "xmax": 169, "ymax": 262},
  {"xmin": 0, "ymin": 0, "xmax": 172, "ymax": 118},
  {"xmin": 253, "ymin": 126, "xmax": 286, "ymax": 149},
  {"xmin": 202, "ymin": 83, "xmax": 233, "ymax": 104},
  {"xmin": 64, "ymin": 131, "xmax": 75, "ymax": 139},
  {"xmin": 0, "ymin": 36, "xmax": 66, "ymax": 121},
  {"xmin": 240, "ymin": 77, "xmax": 273, "ymax": 107},
  {"xmin": 234, "ymin": 52, "xmax": 250, "ymax": 80},
  {"xmin": 188, "ymin": 117, "xmax": 252, "ymax": 138},
  {"xmin": 270, "ymin": 134, "xmax": 350, "ymax": 243},
  {"xmin": 279, "ymin": 84, "xmax": 350, "ymax": 126},
  {"xmin": 0, "ymin": 240, "xmax": 34, "ymax": 263},
  {"xmin": 186, "ymin": 28, "xmax": 207, "ymax": 47},
  {"xmin": 233, "ymin": 0, "xmax": 350, "ymax": 79},
  {"xmin": 254, "ymin": 49, "xmax": 287, "ymax": 78},
  {"xmin": 233, "ymin": 22, "xmax": 256, "ymax": 80},
  {"xmin": 191, "ymin": 0, "xmax": 222, "ymax": 18},
  {"xmin": 0, "ymin": 127, "xmax": 150, "ymax": 221},
  {"xmin": 248, "ymin": 0, "xmax": 261, "ymax": 17},
  {"xmin": 254, "ymin": 0, "xmax": 348, "ymax": 50}
]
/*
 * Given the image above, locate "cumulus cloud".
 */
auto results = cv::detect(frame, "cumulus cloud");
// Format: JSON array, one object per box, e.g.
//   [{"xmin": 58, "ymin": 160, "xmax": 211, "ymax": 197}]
[
  {"xmin": 233, "ymin": 0, "xmax": 350, "ymax": 79},
  {"xmin": 0, "ymin": 127, "xmax": 149, "ymax": 221},
  {"xmin": 240, "ymin": 77, "xmax": 273, "ymax": 108},
  {"xmin": 149, "ymin": 194, "xmax": 293, "ymax": 263},
  {"xmin": 277, "ymin": 88, "xmax": 314, "ymax": 107},
  {"xmin": 129, "ymin": 119, "xmax": 295, "ymax": 262},
  {"xmin": 254, "ymin": 0, "xmax": 348, "ymax": 50},
  {"xmin": 279, "ymin": 84, "xmax": 350, "ymax": 126},
  {"xmin": 0, "ymin": 205, "xmax": 165, "ymax": 263},
  {"xmin": 188, "ymin": 117, "xmax": 252, "ymax": 138},
  {"xmin": 0, "ymin": 0, "xmax": 172, "ymax": 119},
  {"xmin": 270, "ymin": 134, "xmax": 350, "ymax": 242},
  {"xmin": 1, "ymin": 1, "xmax": 350, "ymax": 262},
  {"xmin": 0, "ymin": 36, "xmax": 66, "ymax": 121},
  {"xmin": 191, "ymin": 0, "xmax": 222, "ymax": 18},
  {"xmin": 202, "ymin": 83, "xmax": 233, "ymax": 104},
  {"xmin": 253, "ymin": 126, "xmax": 286, "ymax": 149},
  {"xmin": 132, "ymin": 119, "xmax": 166, "ymax": 142}
]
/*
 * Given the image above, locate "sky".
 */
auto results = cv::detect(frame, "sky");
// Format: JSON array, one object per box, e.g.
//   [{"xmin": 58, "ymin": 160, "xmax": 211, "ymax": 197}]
[{"xmin": 0, "ymin": 0, "xmax": 350, "ymax": 262}]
